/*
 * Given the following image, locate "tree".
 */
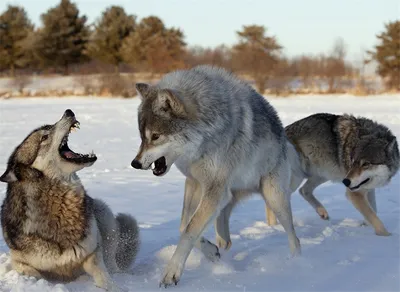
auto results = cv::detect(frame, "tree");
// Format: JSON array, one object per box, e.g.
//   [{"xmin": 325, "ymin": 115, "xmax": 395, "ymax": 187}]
[
  {"xmin": 121, "ymin": 16, "xmax": 186, "ymax": 74},
  {"xmin": 86, "ymin": 6, "xmax": 136, "ymax": 73},
  {"xmin": 232, "ymin": 25, "xmax": 282, "ymax": 93},
  {"xmin": 367, "ymin": 21, "xmax": 400, "ymax": 91},
  {"xmin": 185, "ymin": 45, "xmax": 232, "ymax": 70},
  {"xmin": 325, "ymin": 38, "xmax": 347, "ymax": 92},
  {"xmin": 0, "ymin": 5, "xmax": 34, "ymax": 77},
  {"xmin": 35, "ymin": 0, "xmax": 89, "ymax": 75}
]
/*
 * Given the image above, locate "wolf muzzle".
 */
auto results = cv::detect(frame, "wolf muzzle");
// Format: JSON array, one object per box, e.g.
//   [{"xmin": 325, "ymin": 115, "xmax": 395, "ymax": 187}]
[
  {"xmin": 131, "ymin": 159, "xmax": 142, "ymax": 169},
  {"xmin": 342, "ymin": 178, "xmax": 351, "ymax": 187}
]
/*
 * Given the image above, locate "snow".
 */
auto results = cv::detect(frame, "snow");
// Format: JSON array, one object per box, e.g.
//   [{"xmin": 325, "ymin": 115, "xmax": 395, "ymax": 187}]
[{"xmin": 0, "ymin": 94, "xmax": 399, "ymax": 292}]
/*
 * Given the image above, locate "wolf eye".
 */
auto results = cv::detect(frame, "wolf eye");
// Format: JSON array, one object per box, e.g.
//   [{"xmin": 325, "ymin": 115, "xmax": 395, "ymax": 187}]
[
  {"xmin": 362, "ymin": 161, "xmax": 371, "ymax": 168},
  {"xmin": 151, "ymin": 134, "xmax": 160, "ymax": 141},
  {"xmin": 41, "ymin": 134, "xmax": 49, "ymax": 142}
]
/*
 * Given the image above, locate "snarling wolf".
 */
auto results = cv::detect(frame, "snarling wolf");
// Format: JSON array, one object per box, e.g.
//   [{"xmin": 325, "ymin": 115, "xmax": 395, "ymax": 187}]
[
  {"xmin": 0, "ymin": 109, "xmax": 139, "ymax": 291},
  {"xmin": 267, "ymin": 113, "xmax": 399, "ymax": 236},
  {"xmin": 131, "ymin": 65, "xmax": 302, "ymax": 287}
]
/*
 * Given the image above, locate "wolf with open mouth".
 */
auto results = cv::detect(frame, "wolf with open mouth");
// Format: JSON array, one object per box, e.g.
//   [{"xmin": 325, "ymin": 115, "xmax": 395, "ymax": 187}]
[
  {"xmin": 0, "ymin": 109, "xmax": 139, "ymax": 291},
  {"xmin": 131, "ymin": 65, "xmax": 302, "ymax": 287}
]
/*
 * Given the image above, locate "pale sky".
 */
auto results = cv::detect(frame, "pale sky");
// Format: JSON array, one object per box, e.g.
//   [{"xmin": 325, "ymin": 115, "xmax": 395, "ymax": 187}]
[{"xmin": 1, "ymin": 0, "xmax": 399, "ymax": 63}]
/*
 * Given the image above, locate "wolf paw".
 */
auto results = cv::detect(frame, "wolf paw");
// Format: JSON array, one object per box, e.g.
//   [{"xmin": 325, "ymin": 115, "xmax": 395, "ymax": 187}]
[
  {"xmin": 159, "ymin": 261, "xmax": 183, "ymax": 288},
  {"xmin": 200, "ymin": 238, "xmax": 220, "ymax": 262},
  {"xmin": 96, "ymin": 281, "xmax": 124, "ymax": 292},
  {"xmin": 375, "ymin": 229, "xmax": 391, "ymax": 236},
  {"xmin": 216, "ymin": 234, "xmax": 232, "ymax": 250},
  {"xmin": 316, "ymin": 207, "xmax": 329, "ymax": 220}
]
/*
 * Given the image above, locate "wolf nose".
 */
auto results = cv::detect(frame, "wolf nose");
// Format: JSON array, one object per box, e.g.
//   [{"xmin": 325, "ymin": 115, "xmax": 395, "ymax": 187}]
[
  {"xmin": 64, "ymin": 109, "xmax": 75, "ymax": 118},
  {"xmin": 131, "ymin": 160, "xmax": 142, "ymax": 169},
  {"xmin": 342, "ymin": 178, "xmax": 351, "ymax": 187}
]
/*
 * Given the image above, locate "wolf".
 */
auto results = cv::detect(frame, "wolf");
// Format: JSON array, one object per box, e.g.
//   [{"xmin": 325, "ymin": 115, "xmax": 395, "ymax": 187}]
[
  {"xmin": 265, "ymin": 113, "xmax": 399, "ymax": 236},
  {"xmin": 0, "ymin": 109, "xmax": 139, "ymax": 291},
  {"xmin": 131, "ymin": 65, "xmax": 302, "ymax": 287}
]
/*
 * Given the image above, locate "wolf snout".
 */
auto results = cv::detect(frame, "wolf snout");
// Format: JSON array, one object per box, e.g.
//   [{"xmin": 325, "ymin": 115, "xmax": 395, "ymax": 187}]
[
  {"xmin": 63, "ymin": 109, "xmax": 75, "ymax": 118},
  {"xmin": 342, "ymin": 178, "xmax": 351, "ymax": 187},
  {"xmin": 131, "ymin": 159, "xmax": 142, "ymax": 169}
]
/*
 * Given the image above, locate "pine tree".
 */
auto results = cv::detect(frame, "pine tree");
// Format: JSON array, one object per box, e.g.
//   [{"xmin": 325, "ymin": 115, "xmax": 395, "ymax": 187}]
[
  {"xmin": 86, "ymin": 6, "xmax": 136, "ymax": 73},
  {"xmin": 35, "ymin": 0, "xmax": 89, "ymax": 75},
  {"xmin": 0, "ymin": 5, "xmax": 34, "ymax": 77},
  {"xmin": 121, "ymin": 16, "xmax": 186, "ymax": 74},
  {"xmin": 232, "ymin": 25, "xmax": 282, "ymax": 93},
  {"xmin": 367, "ymin": 21, "xmax": 400, "ymax": 91}
]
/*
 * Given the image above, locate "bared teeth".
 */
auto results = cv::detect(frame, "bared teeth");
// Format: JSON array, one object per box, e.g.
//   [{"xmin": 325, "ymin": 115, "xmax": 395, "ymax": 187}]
[
  {"xmin": 151, "ymin": 162, "xmax": 155, "ymax": 170},
  {"xmin": 69, "ymin": 121, "xmax": 80, "ymax": 133}
]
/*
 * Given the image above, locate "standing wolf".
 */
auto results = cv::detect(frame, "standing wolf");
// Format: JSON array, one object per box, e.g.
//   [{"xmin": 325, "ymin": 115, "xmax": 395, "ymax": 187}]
[
  {"xmin": 266, "ymin": 113, "xmax": 399, "ymax": 236},
  {"xmin": 0, "ymin": 109, "xmax": 139, "ymax": 291},
  {"xmin": 131, "ymin": 65, "xmax": 302, "ymax": 287}
]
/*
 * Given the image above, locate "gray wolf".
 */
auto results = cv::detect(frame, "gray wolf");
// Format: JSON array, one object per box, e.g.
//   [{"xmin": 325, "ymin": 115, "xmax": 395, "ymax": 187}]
[
  {"xmin": 267, "ymin": 113, "xmax": 399, "ymax": 236},
  {"xmin": 0, "ymin": 109, "xmax": 139, "ymax": 291},
  {"xmin": 131, "ymin": 65, "xmax": 302, "ymax": 287}
]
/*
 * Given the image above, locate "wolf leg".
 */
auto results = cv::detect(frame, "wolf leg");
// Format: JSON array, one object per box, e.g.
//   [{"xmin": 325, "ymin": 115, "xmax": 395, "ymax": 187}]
[
  {"xmin": 346, "ymin": 189, "xmax": 390, "ymax": 236},
  {"xmin": 12, "ymin": 259, "xmax": 42, "ymax": 278},
  {"xmin": 266, "ymin": 167, "xmax": 305, "ymax": 225},
  {"xmin": 360, "ymin": 189, "xmax": 377, "ymax": 226},
  {"xmin": 83, "ymin": 248, "xmax": 121, "ymax": 292},
  {"xmin": 161, "ymin": 179, "xmax": 228, "ymax": 287},
  {"xmin": 260, "ymin": 162, "xmax": 301, "ymax": 256},
  {"xmin": 180, "ymin": 177, "xmax": 220, "ymax": 262},
  {"xmin": 215, "ymin": 190, "xmax": 250, "ymax": 250},
  {"xmin": 299, "ymin": 176, "xmax": 329, "ymax": 220},
  {"xmin": 215, "ymin": 200, "xmax": 234, "ymax": 250},
  {"xmin": 367, "ymin": 189, "xmax": 377, "ymax": 213}
]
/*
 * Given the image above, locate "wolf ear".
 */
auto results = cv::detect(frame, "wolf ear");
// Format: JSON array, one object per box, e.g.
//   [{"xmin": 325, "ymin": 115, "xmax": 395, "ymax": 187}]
[
  {"xmin": 155, "ymin": 89, "xmax": 187, "ymax": 118},
  {"xmin": 135, "ymin": 83, "xmax": 150, "ymax": 99},
  {"xmin": 386, "ymin": 135, "xmax": 397, "ymax": 153},
  {"xmin": 0, "ymin": 168, "xmax": 17, "ymax": 183}
]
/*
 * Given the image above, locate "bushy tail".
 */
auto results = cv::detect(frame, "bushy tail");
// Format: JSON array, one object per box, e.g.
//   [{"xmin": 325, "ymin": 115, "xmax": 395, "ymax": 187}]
[
  {"xmin": 286, "ymin": 141, "xmax": 307, "ymax": 192},
  {"xmin": 115, "ymin": 213, "xmax": 140, "ymax": 271}
]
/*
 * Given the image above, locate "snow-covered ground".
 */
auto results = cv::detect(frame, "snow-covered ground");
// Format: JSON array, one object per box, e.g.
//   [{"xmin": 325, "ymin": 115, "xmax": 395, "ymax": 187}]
[{"xmin": 0, "ymin": 95, "xmax": 399, "ymax": 292}]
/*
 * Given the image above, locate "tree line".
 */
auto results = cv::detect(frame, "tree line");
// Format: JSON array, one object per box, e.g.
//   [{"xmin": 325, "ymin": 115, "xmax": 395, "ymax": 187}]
[{"xmin": 0, "ymin": 0, "xmax": 399, "ymax": 92}]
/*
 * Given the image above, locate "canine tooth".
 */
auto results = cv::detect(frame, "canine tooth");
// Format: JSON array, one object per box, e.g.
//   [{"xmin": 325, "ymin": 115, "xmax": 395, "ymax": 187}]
[{"xmin": 151, "ymin": 162, "xmax": 155, "ymax": 170}]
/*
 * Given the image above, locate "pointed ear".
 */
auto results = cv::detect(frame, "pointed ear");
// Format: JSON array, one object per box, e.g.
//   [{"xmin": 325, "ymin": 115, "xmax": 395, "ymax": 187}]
[
  {"xmin": 135, "ymin": 83, "xmax": 150, "ymax": 99},
  {"xmin": 0, "ymin": 168, "xmax": 17, "ymax": 183},
  {"xmin": 155, "ymin": 89, "xmax": 187, "ymax": 118},
  {"xmin": 386, "ymin": 135, "xmax": 397, "ymax": 153}
]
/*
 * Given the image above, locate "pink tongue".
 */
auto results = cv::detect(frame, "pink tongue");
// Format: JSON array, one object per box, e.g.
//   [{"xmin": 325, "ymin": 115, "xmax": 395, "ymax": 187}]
[{"xmin": 62, "ymin": 151, "xmax": 77, "ymax": 158}]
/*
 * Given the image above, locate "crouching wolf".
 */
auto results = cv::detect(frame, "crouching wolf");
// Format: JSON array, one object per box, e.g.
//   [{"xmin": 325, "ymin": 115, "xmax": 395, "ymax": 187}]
[
  {"xmin": 131, "ymin": 65, "xmax": 302, "ymax": 287},
  {"xmin": 267, "ymin": 113, "xmax": 399, "ymax": 236},
  {"xmin": 0, "ymin": 109, "xmax": 139, "ymax": 291}
]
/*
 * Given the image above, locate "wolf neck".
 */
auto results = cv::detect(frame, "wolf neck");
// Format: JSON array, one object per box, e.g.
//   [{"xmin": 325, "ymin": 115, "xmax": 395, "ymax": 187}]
[{"xmin": 40, "ymin": 167, "xmax": 81, "ymax": 185}]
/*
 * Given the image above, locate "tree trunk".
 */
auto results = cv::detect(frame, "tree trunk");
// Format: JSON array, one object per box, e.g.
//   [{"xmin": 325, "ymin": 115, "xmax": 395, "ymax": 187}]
[
  {"xmin": 255, "ymin": 75, "xmax": 267, "ymax": 94},
  {"xmin": 328, "ymin": 77, "xmax": 335, "ymax": 93},
  {"xmin": 64, "ymin": 63, "xmax": 69, "ymax": 76},
  {"xmin": 10, "ymin": 63, "xmax": 15, "ymax": 78}
]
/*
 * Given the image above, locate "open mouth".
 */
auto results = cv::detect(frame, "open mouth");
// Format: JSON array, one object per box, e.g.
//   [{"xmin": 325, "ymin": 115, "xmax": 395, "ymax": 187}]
[
  {"xmin": 350, "ymin": 178, "xmax": 370, "ymax": 191},
  {"xmin": 58, "ymin": 121, "xmax": 97, "ymax": 164},
  {"xmin": 151, "ymin": 156, "xmax": 167, "ymax": 176}
]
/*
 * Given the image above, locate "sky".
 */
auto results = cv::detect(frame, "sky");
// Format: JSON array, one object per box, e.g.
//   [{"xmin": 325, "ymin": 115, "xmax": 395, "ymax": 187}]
[{"xmin": 1, "ymin": 0, "xmax": 399, "ymax": 63}]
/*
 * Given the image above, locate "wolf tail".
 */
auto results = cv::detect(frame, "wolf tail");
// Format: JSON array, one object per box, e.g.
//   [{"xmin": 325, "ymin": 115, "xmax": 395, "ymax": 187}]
[
  {"xmin": 286, "ymin": 140, "xmax": 307, "ymax": 192},
  {"xmin": 115, "ymin": 213, "xmax": 140, "ymax": 271}
]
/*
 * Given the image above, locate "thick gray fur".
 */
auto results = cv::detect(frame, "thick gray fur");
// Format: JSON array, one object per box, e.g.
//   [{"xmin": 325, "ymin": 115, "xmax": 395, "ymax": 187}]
[{"xmin": 132, "ymin": 65, "xmax": 302, "ymax": 287}]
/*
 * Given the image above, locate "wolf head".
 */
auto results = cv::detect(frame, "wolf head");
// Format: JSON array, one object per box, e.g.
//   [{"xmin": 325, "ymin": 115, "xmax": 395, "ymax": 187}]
[
  {"xmin": 0, "ymin": 109, "xmax": 97, "ymax": 183},
  {"xmin": 342, "ymin": 134, "xmax": 399, "ymax": 192},
  {"xmin": 131, "ymin": 83, "xmax": 197, "ymax": 177}
]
